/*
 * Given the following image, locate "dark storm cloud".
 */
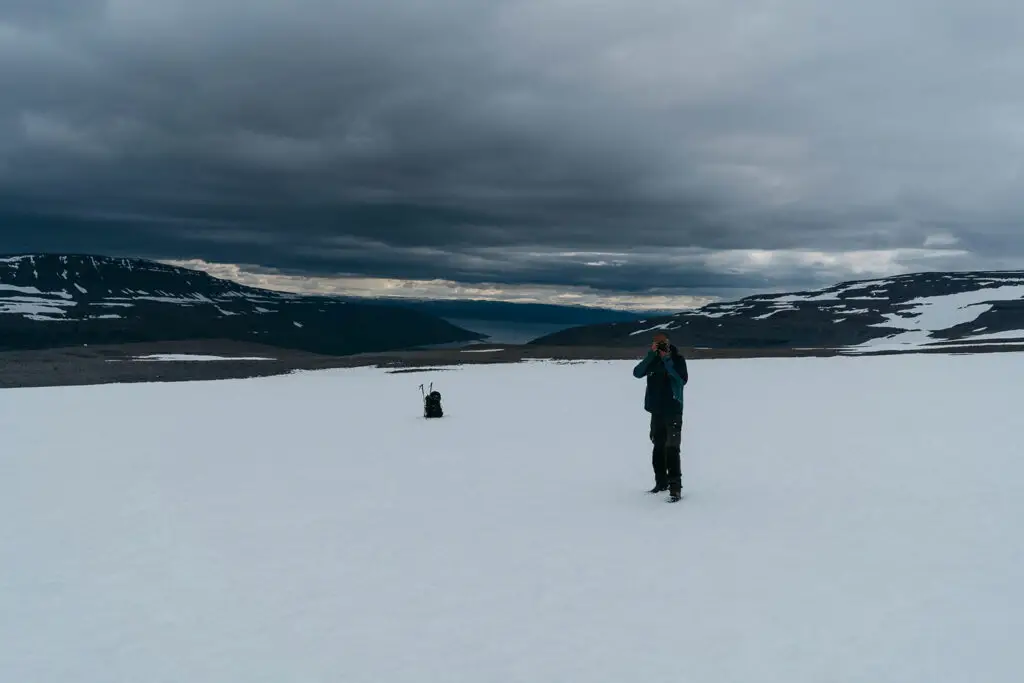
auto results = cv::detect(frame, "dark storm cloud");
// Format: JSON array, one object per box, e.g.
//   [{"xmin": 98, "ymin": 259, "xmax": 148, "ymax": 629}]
[
  {"xmin": 0, "ymin": 0, "xmax": 103, "ymax": 26},
  {"xmin": 3, "ymin": 0, "xmax": 1024, "ymax": 296}
]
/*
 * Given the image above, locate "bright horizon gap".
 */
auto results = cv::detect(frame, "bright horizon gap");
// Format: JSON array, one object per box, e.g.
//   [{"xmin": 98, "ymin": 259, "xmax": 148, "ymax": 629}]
[{"xmin": 161, "ymin": 259, "xmax": 720, "ymax": 311}]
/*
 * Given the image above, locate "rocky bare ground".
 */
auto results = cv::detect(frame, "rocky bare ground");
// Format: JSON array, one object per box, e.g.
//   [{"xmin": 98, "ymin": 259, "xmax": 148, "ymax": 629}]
[
  {"xmin": 0, "ymin": 340, "xmax": 334, "ymax": 389},
  {"xmin": 2, "ymin": 337, "xmax": 1023, "ymax": 389}
]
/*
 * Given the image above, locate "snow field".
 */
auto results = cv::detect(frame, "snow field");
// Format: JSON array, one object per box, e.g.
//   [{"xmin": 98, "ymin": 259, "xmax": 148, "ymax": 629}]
[{"xmin": 1, "ymin": 354, "xmax": 1024, "ymax": 682}]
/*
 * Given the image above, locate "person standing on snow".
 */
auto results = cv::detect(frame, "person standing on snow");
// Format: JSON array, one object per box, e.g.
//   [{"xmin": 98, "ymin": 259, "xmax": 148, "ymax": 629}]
[{"xmin": 632, "ymin": 332, "xmax": 688, "ymax": 501}]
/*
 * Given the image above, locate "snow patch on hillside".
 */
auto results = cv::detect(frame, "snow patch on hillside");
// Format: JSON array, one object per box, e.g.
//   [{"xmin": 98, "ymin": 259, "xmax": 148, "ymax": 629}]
[
  {"xmin": 0, "ymin": 296, "xmax": 77, "ymax": 320},
  {"xmin": 853, "ymin": 285, "xmax": 1024, "ymax": 350},
  {"xmin": 958, "ymin": 329, "xmax": 1024, "ymax": 342},
  {"xmin": 0, "ymin": 284, "xmax": 43, "ymax": 295},
  {"xmin": 774, "ymin": 278, "xmax": 891, "ymax": 302},
  {"xmin": 628, "ymin": 321, "xmax": 676, "ymax": 335}
]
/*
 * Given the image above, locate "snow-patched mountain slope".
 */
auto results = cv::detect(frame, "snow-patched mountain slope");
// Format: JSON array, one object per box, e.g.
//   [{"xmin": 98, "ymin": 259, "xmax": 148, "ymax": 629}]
[
  {"xmin": 2, "ymin": 355, "xmax": 1023, "ymax": 682},
  {"xmin": 531, "ymin": 271, "xmax": 1024, "ymax": 350},
  {"xmin": 0, "ymin": 254, "xmax": 482, "ymax": 354}
]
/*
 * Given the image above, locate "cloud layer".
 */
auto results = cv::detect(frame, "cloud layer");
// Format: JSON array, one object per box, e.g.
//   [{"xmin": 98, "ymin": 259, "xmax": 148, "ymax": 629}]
[{"xmin": 3, "ymin": 0, "xmax": 1024, "ymax": 302}]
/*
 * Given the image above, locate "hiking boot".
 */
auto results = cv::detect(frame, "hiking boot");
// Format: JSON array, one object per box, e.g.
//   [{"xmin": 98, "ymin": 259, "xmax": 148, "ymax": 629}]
[{"xmin": 648, "ymin": 483, "xmax": 668, "ymax": 493}]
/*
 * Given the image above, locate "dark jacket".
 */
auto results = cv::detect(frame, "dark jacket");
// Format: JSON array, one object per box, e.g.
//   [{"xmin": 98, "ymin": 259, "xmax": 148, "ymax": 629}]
[{"xmin": 632, "ymin": 345, "xmax": 688, "ymax": 414}]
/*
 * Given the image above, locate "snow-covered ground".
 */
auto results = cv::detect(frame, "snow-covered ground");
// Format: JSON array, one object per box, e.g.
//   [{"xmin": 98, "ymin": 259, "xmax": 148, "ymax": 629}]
[{"xmin": 2, "ymin": 354, "xmax": 1023, "ymax": 682}]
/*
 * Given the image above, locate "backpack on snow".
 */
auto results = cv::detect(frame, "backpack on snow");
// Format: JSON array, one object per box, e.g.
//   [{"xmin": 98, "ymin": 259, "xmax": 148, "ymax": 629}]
[{"xmin": 420, "ymin": 383, "xmax": 443, "ymax": 418}]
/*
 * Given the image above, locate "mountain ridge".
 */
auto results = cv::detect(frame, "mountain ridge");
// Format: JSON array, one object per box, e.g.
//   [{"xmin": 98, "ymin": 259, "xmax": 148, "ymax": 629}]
[
  {"xmin": 530, "ymin": 270, "xmax": 1024, "ymax": 352},
  {"xmin": 0, "ymin": 253, "xmax": 483, "ymax": 355}
]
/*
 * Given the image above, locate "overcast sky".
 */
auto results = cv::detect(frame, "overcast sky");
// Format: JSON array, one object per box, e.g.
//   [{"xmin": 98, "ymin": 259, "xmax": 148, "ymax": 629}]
[{"xmin": 3, "ymin": 0, "xmax": 1024, "ymax": 308}]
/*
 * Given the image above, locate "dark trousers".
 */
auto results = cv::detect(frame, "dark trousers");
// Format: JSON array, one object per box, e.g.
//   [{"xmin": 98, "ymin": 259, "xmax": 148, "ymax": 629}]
[{"xmin": 650, "ymin": 412, "xmax": 682, "ymax": 490}]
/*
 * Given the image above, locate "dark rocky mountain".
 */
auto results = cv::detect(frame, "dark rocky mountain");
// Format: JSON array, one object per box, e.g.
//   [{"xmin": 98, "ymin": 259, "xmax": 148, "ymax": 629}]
[
  {"xmin": 530, "ymin": 271, "xmax": 1024, "ymax": 353},
  {"xmin": 0, "ymin": 254, "xmax": 483, "ymax": 354}
]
